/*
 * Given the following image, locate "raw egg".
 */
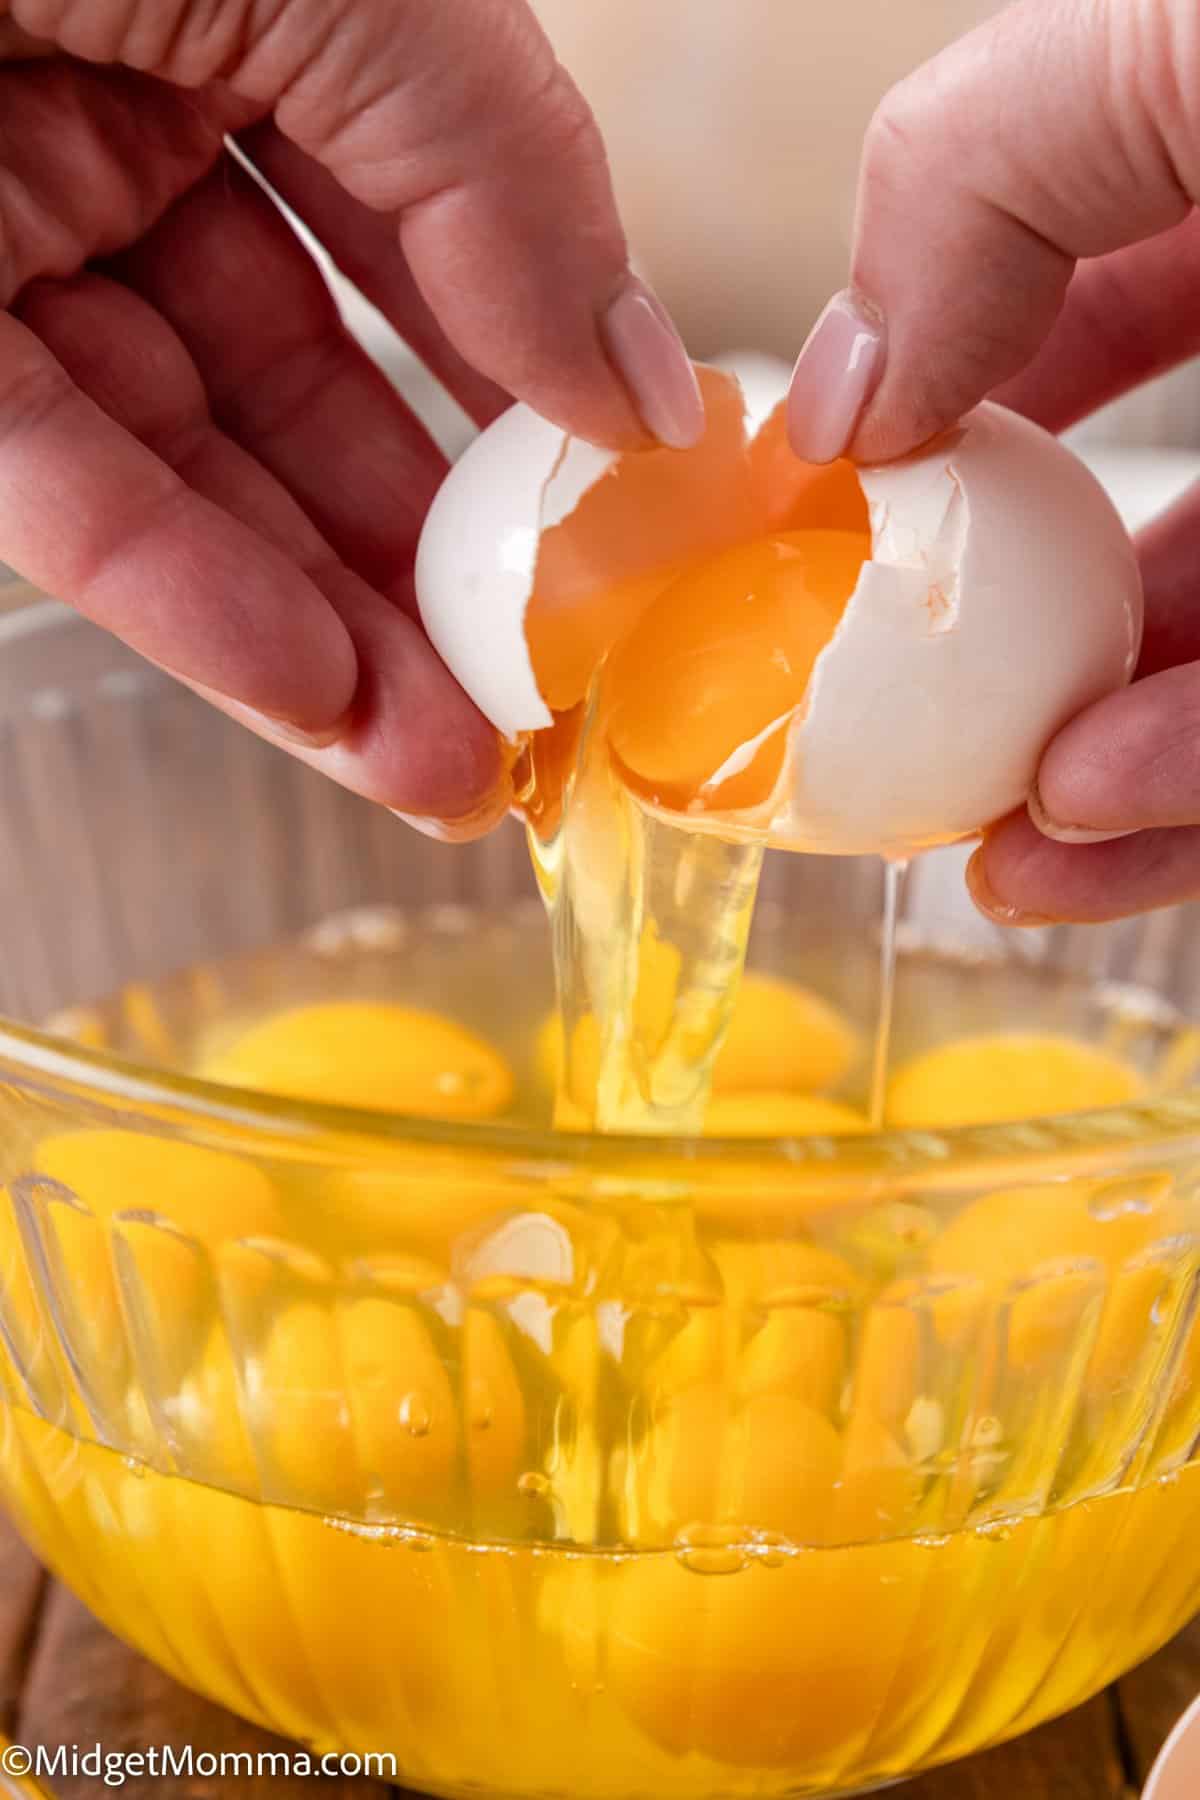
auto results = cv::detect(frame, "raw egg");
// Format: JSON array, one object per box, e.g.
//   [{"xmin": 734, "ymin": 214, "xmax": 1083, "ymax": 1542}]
[
  {"xmin": 416, "ymin": 368, "xmax": 1142, "ymax": 857},
  {"xmin": 200, "ymin": 1001, "xmax": 514, "ymax": 1119},
  {"xmin": 534, "ymin": 968, "xmax": 857, "ymax": 1100},
  {"xmin": 886, "ymin": 1033, "xmax": 1145, "ymax": 1130}
]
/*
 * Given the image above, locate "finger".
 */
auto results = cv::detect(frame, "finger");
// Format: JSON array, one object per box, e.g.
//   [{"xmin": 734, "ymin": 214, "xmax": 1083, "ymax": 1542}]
[
  {"xmin": 991, "ymin": 215, "xmax": 1200, "ymax": 435},
  {"xmin": 0, "ymin": 58, "xmax": 248, "ymax": 313},
  {"xmin": 1029, "ymin": 663, "xmax": 1200, "ymax": 842},
  {"xmin": 275, "ymin": 569, "xmax": 511, "ymax": 832},
  {"xmin": 788, "ymin": 0, "xmax": 1197, "ymax": 463},
  {"xmin": 116, "ymin": 156, "xmax": 448, "ymax": 599},
  {"xmin": 1023, "ymin": 483, "xmax": 1200, "ymax": 844},
  {"xmin": 0, "ymin": 307, "xmax": 355, "ymax": 735},
  {"xmin": 17, "ymin": 272, "xmax": 338, "ymax": 567},
  {"xmin": 242, "ymin": 122, "xmax": 510, "ymax": 430},
  {"xmin": 18, "ymin": 272, "xmax": 506, "ymax": 825},
  {"xmin": 972, "ymin": 481, "xmax": 1200, "ymax": 921},
  {"xmin": 0, "ymin": 20, "xmax": 54, "ymax": 58},
  {"xmin": 1130, "ymin": 482, "xmax": 1200, "ymax": 682},
  {"xmin": 968, "ymin": 812, "xmax": 1200, "ymax": 927},
  {"xmin": 16, "ymin": 0, "xmax": 702, "ymax": 450}
]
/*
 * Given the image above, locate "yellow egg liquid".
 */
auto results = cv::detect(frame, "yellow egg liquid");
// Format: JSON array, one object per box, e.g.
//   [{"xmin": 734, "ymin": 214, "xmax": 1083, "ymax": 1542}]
[
  {"xmin": 520, "ymin": 525, "xmax": 871, "ymax": 1136},
  {"xmin": 4, "ymin": 1418, "xmax": 1200, "ymax": 1799},
  {"xmin": 528, "ymin": 751, "xmax": 766, "ymax": 1133},
  {"xmin": 2, "ymin": 915, "xmax": 1199, "ymax": 1797}
]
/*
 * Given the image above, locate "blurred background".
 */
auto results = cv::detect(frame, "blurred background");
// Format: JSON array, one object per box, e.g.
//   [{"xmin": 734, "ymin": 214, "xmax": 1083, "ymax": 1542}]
[{"xmin": 535, "ymin": 0, "xmax": 998, "ymax": 360}]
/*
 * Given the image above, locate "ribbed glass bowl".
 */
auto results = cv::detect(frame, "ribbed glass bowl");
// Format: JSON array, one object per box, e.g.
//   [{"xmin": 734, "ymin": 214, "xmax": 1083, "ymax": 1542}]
[{"xmin": 1, "ymin": 592, "xmax": 1200, "ymax": 1799}]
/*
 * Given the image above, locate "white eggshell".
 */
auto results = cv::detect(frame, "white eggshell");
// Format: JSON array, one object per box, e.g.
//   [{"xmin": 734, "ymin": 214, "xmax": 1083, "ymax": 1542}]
[
  {"xmin": 416, "ymin": 367, "xmax": 763, "ymax": 735},
  {"xmin": 774, "ymin": 403, "xmax": 1143, "ymax": 857},
  {"xmin": 415, "ymin": 406, "xmax": 618, "ymax": 737}
]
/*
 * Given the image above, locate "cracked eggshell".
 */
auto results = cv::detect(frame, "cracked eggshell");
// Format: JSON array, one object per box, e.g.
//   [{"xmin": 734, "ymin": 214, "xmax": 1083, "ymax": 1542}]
[
  {"xmin": 772, "ymin": 403, "xmax": 1144, "ymax": 858},
  {"xmin": 415, "ymin": 367, "xmax": 767, "ymax": 737},
  {"xmin": 413, "ymin": 405, "xmax": 608, "ymax": 736}
]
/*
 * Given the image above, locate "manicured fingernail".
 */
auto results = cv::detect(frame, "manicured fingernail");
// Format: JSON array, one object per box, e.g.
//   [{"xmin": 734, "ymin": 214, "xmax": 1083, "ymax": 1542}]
[
  {"xmin": 391, "ymin": 779, "xmax": 514, "ymax": 843},
  {"xmin": 1027, "ymin": 780, "xmax": 1138, "ymax": 846},
  {"xmin": 787, "ymin": 289, "xmax": 886, "ymax": 464},
  {"xmin": 965, "ymin": 849, "xmax": 1056, "ymax": 929},
  {"xmin": 602, "ymin": 276, "xmax": 705, "ymax": 449}
]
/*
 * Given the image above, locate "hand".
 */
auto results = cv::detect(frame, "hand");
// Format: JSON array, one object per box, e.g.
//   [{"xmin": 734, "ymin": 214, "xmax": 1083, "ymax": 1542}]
[
  {"xmin": 0, "ymin": 0, "xmax": 702, "ymax": 837},
  {"xmin": 787, "ymin": 0, "xmax": 1200, "ymax": 923}
]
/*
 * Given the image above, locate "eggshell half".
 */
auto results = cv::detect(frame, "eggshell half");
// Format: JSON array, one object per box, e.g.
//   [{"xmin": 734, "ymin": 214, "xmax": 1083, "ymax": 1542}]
[
  {"xmin": 774, "ymin": 404, "xmax": 1143, "ymax": 856},
  {"xmin": 413, "ymin": 403, "xmax": 572, "ymax": 735}
]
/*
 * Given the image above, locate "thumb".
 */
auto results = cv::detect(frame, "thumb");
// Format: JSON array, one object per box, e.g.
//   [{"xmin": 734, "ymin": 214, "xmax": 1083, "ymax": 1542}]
[
  {"xmin": 11, "ymin": 0, "xmax": 703, "ymax": 449},
  {"xmin": 787, "ymin": 0, "xmax": 1198, "ymax": 464}
]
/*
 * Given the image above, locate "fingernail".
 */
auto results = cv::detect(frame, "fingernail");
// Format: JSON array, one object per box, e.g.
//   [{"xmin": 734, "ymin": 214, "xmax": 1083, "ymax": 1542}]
[
  {"xmin": 1027, "ymin": 779, "xmax": 1139, "ymax": 846},
  {"xmin": 965, "ymin": 849, "xmax": 1056, "ymax": 929},
  {"xmin": 787, "ymin": 289, "xmax": 886, "ymax": 464},
  {"xmin": 391, "ymin": 779, "xmax": 514, "ymax": 843},
  {"xmin": 221, "ymin": 697, "xmax": 342, "ymax": 750},
  {"xmin": 602, "ymin": 276, "xmax": 705, "ymax": 450},
  {"xmin": 263, "ymin": 716, "xmax": 342, "ymax": 749}
]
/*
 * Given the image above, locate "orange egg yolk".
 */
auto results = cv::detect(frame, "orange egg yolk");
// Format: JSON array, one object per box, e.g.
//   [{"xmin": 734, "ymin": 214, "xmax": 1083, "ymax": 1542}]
[{"xmin": 603, "ymin": 530, "xmax": 869, "ymax": 813}]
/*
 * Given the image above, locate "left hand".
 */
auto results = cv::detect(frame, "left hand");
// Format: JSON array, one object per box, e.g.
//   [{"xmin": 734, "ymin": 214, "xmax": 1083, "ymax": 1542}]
[{"xmin": 0, "ymin": 0, "xmax": 700, "ymax": 838}]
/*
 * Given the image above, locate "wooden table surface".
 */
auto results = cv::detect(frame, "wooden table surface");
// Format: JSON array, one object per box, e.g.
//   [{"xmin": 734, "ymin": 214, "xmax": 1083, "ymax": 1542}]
[{"xmin": 0, "ymin": 1507, "xmax": 1193, "ymax": 1799}]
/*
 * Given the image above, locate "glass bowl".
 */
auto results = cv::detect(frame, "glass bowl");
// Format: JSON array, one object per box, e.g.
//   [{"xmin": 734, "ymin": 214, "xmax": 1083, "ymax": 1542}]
[{"xmin": 1, "ymin": 592, "xmax": 1199, "ymax": 1800}]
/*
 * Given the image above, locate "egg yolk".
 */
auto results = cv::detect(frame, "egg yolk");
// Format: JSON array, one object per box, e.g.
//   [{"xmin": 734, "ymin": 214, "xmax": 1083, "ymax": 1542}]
[
  {"xmin": 929, "ymin": 1176, "xmax": 1185, "ymax": 1386},
  {"xmin": 604, "ymin": 529, "xmax": 869, "ymax": 812},
  {"xmin": 2, "ymin": 1131, "xmax": 283, "ymax": 1374},
  {"xmin": 886, "ymin": 1033, "xmax": 1144, "ymax": 1130},
  {"xmin": 201, "ymin": 1001, "xmax": 514, "ymax": 1119}
]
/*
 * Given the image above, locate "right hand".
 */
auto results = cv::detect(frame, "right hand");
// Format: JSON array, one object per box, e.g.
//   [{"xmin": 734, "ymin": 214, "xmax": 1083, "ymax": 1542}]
[{"xmin": 788, "ymin": 0, "xmax": 1200, "ymax": 925}]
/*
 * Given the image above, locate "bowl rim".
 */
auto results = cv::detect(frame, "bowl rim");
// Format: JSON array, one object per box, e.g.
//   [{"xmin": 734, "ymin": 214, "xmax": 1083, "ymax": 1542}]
[
  {"xmin": 4, "ymin": 1015, "xmax": 1200, "ymax": 1192},
  {"xmin": 2, "ymin": 593, "xmax": 1200, "ymax": 1187}
]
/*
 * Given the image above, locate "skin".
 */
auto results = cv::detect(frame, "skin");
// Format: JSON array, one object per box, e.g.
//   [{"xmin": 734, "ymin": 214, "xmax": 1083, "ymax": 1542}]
[
  {"xmin": 822, "ymin": 0, "xmax": 1200, "ymax": 923},
  {"xmin": 0, "ymin": 0, "xmax": 662, "ymax": 832},
  {"xmin": 3, "ymin": 1, "xmax": 1197, "ymax": 901}
]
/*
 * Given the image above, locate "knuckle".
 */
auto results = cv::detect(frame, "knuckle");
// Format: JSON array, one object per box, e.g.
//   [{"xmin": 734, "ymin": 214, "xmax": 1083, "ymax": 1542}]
[
  {"xmin": 217, "ymin": 324, "xmax": 346, "ymax": 444},
  {"xmin": 0, "ymin": 333, "xmax": 76, "ymax": 448},
  {"xmin": 518, "ymin": 61, "xmax": 602, "ymax": 169},
  {"xmin": 862, "ymin": 85, "xmax": 916, "ymax": 171},
  {"xmin": 14, "ymin": 0, "xmax": 258, "ymax": 82},
  {"xmin": 0, "ymin": 160, "xmax": 76, "ymax": 306},
  {"xmin": 861, "ymin": 76, "xmax": 934, "ymax": 190},
  {"xmin": 861, "ymin": 43, "xmax": 983, "ymax": 210}
]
